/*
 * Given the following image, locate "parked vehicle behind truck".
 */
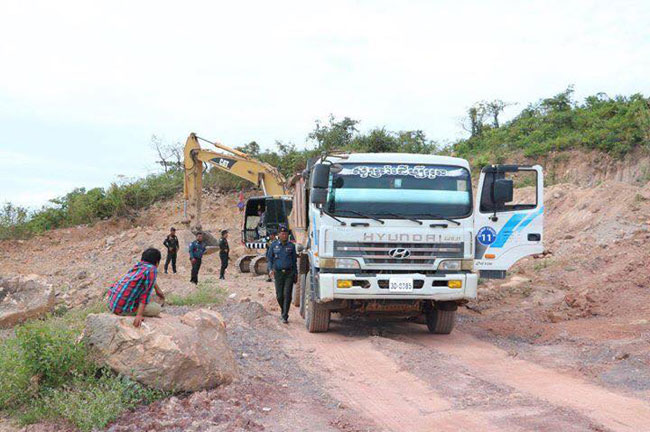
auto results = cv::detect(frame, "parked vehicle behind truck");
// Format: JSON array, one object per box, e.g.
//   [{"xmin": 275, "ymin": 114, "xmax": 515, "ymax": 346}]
[{"xmin": 290, "ymin": 153, "xmax": 544, "ymax": 334}]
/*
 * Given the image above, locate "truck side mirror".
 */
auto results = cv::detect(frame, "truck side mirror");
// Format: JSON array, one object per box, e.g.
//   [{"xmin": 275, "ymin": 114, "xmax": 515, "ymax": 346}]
[
  {"xmin": 310, "ymin": 164, "xmax": 331, "ymax": 205},
  {"xmin": 493, "ymin": 179, "xmax": 513, "ymax": 204},
  {"xmin": 310, "ymin": 189, "xmax": 328, "ymax": 205},
  {"xmin": 311, "ymin": 164, "xmax": 330, "ymax": 189}
]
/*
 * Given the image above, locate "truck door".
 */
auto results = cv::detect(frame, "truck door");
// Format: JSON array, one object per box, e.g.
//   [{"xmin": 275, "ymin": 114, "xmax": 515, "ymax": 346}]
[{"xmin": 473, "ymin": 165, "xmax": 544, "ymax": 279}]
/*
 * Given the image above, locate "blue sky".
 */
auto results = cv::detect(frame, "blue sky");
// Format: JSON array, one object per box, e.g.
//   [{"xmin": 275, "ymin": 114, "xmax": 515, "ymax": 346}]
[{"xmin": 1, "ymin": 0, "xmax": 649, "ymax": 207}]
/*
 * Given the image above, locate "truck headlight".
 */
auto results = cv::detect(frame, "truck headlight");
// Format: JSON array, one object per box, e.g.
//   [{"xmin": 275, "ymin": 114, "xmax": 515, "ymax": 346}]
[
  {"xmin": 438, "ymin": 260, "xmax": 461, "ymax": 271},
  {"xmin": 319, "ymin": 258, "xmax": 361, "ymax": 269},
  {"xmin": 438, "ymin": 259, "xmax": 474, "ymax": 271}
]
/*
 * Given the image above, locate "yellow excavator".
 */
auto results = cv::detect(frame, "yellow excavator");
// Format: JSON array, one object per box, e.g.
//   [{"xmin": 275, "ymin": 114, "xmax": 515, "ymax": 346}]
[{"xmin": 183, "ymin": 133, "xmax": 292, "ymax": 274}]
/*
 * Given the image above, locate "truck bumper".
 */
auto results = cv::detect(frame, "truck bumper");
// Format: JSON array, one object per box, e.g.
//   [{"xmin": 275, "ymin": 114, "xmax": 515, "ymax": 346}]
[{"xmin": 317, "ymin": 272, "xmax": 478, "ymax": 302}]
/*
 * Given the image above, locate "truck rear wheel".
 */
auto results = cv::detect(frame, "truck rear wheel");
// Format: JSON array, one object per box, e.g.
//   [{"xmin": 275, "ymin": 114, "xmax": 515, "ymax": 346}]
[
  {"xmin": 293, "ymin": 273, "xmax": 304, "ymax": 308},
  {"xmin": 425, "ymin": 307, "xmax": 456, "ymax": 334},
  {"xmin": 299, "ymin": 273, "xmax": 307, "ymax": 318}
]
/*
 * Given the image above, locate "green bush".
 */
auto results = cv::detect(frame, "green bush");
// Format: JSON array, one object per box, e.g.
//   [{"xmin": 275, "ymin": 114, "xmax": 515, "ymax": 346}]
[
  {"xmin": 0, "ymin": 306, "xmax": 168, "ymax": 431},
  {"xmin": 1, "ymin": 170, "xmax": 184, "ymax": 239},
  {"xmin": 0, "ymin": 203, "xmax": 32, "ymax": 240},
  {"xmin": 454, "ymin": 89, "xmax": 650, "ymax": 163},
  {"xmin": 15, "ymin": 319, "xmax": 92, "ymax": 389},
  {"xmin": 0, "ymin": 337, "xmax": 32, "ymax": 408}
]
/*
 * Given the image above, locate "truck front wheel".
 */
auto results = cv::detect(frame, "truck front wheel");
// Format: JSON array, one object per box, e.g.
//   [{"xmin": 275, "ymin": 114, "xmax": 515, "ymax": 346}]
[
  {"xmin": 305, "ymin": 298, "xmax": 330, "ymax": 333},
  {"xmin": 425, "ymin": 304, "xmax": 456, "ymax": 334},
  {"xmin": 304, "ymin": 271, "xmax": 330, "ymax": 332}
]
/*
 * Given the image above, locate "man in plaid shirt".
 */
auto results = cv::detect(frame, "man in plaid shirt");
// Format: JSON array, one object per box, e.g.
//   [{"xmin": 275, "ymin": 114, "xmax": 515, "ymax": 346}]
[{"xmin": 108, "ymin": 248, "xmax": 166, "ymax": 327}]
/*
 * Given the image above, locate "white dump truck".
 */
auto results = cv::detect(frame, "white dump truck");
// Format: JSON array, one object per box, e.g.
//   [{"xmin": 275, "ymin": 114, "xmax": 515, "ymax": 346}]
[{"xmin": 290, "ymin": 153, "xmax": 544, "ymax": 334}]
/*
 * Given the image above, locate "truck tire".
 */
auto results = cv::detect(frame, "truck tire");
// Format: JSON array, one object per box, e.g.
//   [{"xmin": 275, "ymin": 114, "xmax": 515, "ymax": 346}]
[
  {"xmin": 304, "ymin": 271, "xmax": 329, "ymax": 332},
  {"xmin": 305, "ymin": 298, "xmax": 330, "ymax": 333},
  {"xmin": 293, "ymin": 273, "xmax": 305, "ymax": 308},
  {"xmin": 425, "ymin": 308, "xmax": 456, "ymax": 334},
  {"xmin": 299, "ymin": 273, "xmax": 307, "ymax": 318}
]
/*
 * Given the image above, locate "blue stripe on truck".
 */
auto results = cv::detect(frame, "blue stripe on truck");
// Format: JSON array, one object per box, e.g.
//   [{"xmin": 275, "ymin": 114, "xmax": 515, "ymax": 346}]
[
  {"xmin": 514, "ymin": 206, "xmax": 544, "ymax": 232},
  {"xmin": 490, "ymin": 213, "xmax": 526, "ymax": 248}
]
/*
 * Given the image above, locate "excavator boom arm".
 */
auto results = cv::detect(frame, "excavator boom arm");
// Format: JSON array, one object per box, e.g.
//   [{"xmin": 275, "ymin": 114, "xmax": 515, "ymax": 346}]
[{"xmin": 183, "ymin": 133, "xmax": 287, "ymax": 228}]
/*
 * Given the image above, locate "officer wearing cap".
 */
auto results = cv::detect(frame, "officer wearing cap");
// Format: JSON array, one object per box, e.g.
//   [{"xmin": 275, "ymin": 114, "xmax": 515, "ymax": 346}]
[
  {"xmin": 218, "ymin": 229, "xmax": 229, "ymax": 280},
  {"xmin": 267, "ymin": 226, "xmax": 297, "ymax": 323}
]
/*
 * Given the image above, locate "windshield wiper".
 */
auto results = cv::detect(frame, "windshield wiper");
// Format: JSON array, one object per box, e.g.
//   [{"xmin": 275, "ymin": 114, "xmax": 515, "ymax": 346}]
[
  {"xmin": 378, "ymin": 212, "xmax": 423, "ymax": 225},
  {"xmin": 415, "ymin": 213, "xmax": 461, "ymax": 226},
  {"xmin": 322, "ymin": 209, "xmax": 346, "ymax": 226},
  {"xmin": 337, "ymin": 210, "xmax": 385, "ymax": 224}
]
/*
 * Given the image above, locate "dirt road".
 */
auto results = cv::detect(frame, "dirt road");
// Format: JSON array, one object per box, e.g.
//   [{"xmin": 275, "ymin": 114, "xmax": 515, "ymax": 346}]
[
  {"xmin": 174, "ymin": 270, "xmax": 650, "ymax": 432},
  {"xmin": 286, "ymin": 315, "xmax": 650, "ymax": 432}
]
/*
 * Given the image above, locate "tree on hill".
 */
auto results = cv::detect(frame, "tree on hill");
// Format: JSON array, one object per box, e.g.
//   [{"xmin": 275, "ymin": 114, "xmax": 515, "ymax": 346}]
[{"xmin": 453, "ymin": 87, "xmax": 650, "ymax": 162}]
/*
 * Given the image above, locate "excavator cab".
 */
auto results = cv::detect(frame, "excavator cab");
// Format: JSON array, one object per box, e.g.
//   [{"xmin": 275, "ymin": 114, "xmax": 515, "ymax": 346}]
[
  {"xmin": 242, "ymin": 196, "xmax": 293, "ymax": 249},
  {"xmin": 183, "ymin": 133, "xmax": 293, "ymax": 275}
]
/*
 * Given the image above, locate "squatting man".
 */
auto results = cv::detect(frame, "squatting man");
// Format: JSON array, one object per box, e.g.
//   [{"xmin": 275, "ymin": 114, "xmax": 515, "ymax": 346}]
[{"xmin": 107, "ymin": 248, "xmax": 166, "ymax": 327}]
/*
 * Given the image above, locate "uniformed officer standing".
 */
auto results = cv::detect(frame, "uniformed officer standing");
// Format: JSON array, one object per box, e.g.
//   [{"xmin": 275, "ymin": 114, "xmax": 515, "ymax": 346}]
[
  {"xmin": 218, "ymin": 230, "xmax": 229, "ymax": 280},
  {"xmin": 267, "ymin": 226, "xmax": 297, "ymax": 323},
  {"xmin": 189, "ymin": 232, "xmax": 207, "ymax": 284},
  {"xmin": 163, "ymin": 227, "xmax": 179, "ymax": 274}
]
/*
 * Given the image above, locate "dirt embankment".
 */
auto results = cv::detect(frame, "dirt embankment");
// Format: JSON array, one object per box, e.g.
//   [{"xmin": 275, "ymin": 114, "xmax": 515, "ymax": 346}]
[
  {"xmin": 0, "ymin": 190, "xmax": 253, "ymax": 307},
  {"xmin": 2, "ymin": 151, "xmax": 650, "ymax": 431}
]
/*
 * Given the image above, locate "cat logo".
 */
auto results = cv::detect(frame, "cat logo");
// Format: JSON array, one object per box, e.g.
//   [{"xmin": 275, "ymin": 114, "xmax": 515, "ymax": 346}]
[{"xmin": 211, "ymin": 157, "xmax": 236, "ymax": 169}]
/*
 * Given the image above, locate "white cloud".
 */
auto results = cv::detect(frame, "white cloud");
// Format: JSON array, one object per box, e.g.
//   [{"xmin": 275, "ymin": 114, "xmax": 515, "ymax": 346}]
[{"xmin": 0, "ymin": 0, "xmax": 649, "ymax": 206}]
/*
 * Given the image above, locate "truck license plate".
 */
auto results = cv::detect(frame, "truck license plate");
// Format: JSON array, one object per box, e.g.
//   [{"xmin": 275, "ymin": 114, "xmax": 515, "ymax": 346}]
[{"xmin": 389, "ymin": 278, "xmax": 414, "ymax": 292}]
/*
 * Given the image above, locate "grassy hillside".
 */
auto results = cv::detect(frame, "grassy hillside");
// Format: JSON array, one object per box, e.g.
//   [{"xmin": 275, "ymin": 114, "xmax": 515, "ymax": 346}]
[
  {"xmin": 452, "ymin": 88, "xmax": 650, "ymax": 165},
  {"xmin": 3, "ymin": 88, "xmax": 648, "ymax": 239}
]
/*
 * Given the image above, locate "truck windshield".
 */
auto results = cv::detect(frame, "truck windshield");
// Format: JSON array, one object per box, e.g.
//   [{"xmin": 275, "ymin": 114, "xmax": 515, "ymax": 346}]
[{"xmin": 326, "ymin": 163, "xmax": 472, "ymax": 218}]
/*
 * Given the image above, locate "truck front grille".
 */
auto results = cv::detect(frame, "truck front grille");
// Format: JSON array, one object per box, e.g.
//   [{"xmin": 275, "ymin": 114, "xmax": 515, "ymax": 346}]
[{"xmin": 334, "ymin": 241, "xmax": 463, "ymax": 266}]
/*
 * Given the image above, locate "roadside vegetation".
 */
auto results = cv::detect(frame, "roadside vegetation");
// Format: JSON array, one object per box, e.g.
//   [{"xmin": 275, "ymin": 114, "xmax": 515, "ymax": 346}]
[
  {"xmin": 453, "ymin": 87, "xmax": 650, "ymax": 165},
  {"xmin": 0, "ymin": 304, "xmax": 168, "ymax": 431},
  {"xmin": 167, "ymin": 278, "xmax": 226, "ymax": 306},
  {"xmin": 2, "ymin": 88, "xmax": 648, "ymax": 240}
]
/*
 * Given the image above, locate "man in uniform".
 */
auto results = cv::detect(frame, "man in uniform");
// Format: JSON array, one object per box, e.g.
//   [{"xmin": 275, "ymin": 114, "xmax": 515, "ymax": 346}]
[
  {"xmin": 189, "ymin": 232, "xmax": 207, "ymax": 284},
  {"xmin": 218, "ymin": 229, "xmax": 229, "ymax": 280},
  {"xmin": 267, "ymin": 226, "xmax": 297, "ymax": 324},
  {"xmin": 162, "ymin": 227, "xmax": 179, "ymax": 274}
]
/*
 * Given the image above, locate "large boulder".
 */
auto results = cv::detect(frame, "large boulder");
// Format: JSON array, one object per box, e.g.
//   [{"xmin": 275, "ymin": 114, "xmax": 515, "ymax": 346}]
[
  {"xmin": 0, "ymin": 275, "xmax": 55, "ymax": 328},
  {"xmin": 82, "ymin": 309, "xmax": 238, "ymax": 392}
]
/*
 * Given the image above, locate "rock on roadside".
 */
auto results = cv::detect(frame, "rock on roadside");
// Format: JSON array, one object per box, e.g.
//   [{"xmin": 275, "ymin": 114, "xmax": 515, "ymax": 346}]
[
  {"xmin": 82, "ymin": 309, "xmax": 238, "ymax": 392},
  {"xmin": 0, "ymin": 275, "xmax": 55, "ymax": 328}
]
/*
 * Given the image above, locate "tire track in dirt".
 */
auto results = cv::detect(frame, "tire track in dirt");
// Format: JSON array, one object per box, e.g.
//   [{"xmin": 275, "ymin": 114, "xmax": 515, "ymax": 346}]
[
  {"xmin": 286, "ymin": 318, "xmax": 650, "ymax": 432},
  {"xmin": 287, "ymin": 325, "xmax": 515, "ymax": 432},
  {"xmin": 403, "ymin": 327, "xmax": 650, "ymax": 432}
]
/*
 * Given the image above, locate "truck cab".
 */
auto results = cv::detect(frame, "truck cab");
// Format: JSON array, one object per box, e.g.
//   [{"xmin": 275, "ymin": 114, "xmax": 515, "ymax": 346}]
[{"xmin": 292, "ymin": 153, "xmax": 544, "ymax": 334}]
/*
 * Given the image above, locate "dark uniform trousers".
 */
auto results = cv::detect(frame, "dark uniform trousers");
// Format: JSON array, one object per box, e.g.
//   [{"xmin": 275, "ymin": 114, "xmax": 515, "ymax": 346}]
[
  {"xmin": 219, "ymin": 252, "xmax": 228, "ymax": 279},
  {"xmin": 190, "ymin": 258, "xmax": 202, "ymax": 284},
  {"xmin": 274, "ymin": 269, "xmax": 295, "ymax": 320},
  {"xmin": 165, "ymin": 251, "xmax": 177, "ymax": 273}
]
